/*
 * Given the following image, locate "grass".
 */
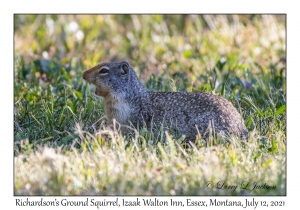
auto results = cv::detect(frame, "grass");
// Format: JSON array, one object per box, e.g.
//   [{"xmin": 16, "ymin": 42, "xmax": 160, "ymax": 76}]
[{"xmin": 14, "ymin": 14, "xmax": 286, "ymax": 195}]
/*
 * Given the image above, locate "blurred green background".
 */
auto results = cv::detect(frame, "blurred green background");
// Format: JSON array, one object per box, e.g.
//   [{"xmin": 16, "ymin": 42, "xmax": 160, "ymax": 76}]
[{"xmin": 14, "ymin": 14, "xmax": 285, "ymax": 83}]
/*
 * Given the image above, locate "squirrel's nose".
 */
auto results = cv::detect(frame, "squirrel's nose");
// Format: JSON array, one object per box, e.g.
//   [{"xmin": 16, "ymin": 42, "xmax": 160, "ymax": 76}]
[{"xmin": 83, "ymin": 72, "xmax": 87, "ymax": 80}]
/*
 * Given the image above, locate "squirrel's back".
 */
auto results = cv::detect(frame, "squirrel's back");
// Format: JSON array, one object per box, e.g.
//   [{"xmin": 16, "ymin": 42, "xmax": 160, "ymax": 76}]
[{"xmin": 147, "ymin": 91, "xmax": 248, "ymax": 140}]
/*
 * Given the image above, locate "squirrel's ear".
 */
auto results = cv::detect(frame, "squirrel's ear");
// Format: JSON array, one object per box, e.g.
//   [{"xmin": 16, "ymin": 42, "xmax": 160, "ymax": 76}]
[{"xmin": 120, "ymin": 63, "xmax": 129, "ymax": 75}]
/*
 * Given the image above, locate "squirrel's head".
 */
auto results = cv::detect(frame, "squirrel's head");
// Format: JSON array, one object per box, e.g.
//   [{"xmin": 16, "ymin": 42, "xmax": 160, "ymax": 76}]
[{"xmin": 83, "ymin": 61, "xmax": 140, "ymax": 97}]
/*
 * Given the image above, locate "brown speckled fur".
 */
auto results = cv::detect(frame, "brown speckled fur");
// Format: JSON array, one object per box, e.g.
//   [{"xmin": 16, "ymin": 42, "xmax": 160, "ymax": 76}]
[{"xmin": 83, "ymin": 61, "xmax": 248, "ymax": 141}]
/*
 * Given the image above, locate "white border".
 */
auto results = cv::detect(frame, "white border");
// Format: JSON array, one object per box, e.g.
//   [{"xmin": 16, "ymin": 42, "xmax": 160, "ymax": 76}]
[{"xmin": 2, "ymin": 0, "xmax": 298, "ymax": 209}]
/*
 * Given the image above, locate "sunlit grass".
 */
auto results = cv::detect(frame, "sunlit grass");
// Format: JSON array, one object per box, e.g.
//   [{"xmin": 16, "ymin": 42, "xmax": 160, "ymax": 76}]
[{"xmin": 15, "ymin": 127, "xmax": 285, "ymax": 195}]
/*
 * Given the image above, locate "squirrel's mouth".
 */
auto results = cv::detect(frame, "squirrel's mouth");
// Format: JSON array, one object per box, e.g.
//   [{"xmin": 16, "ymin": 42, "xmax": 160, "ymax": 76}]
[{"xmin": 95, "ymin": 87, "xmax": 102, "ymax": 96}]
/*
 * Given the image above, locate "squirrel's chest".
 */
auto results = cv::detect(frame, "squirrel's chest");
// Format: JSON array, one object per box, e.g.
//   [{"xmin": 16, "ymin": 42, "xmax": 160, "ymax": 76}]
[{"xmin": 105, "ymin": 101, "xmax": 132, "ymax": 124}]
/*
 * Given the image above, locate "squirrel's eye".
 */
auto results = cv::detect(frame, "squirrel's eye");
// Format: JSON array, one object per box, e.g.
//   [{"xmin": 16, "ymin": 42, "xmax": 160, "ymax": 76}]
[{"xmin": 99, "ymin": 68, "xmax": 109, "ymax": 74}]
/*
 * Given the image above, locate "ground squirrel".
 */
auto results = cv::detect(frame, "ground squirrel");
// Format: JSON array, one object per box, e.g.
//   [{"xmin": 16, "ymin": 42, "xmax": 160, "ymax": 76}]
[{"xmin": 83, "ymin": 61, "xmax": 248, "ymax": 141}]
